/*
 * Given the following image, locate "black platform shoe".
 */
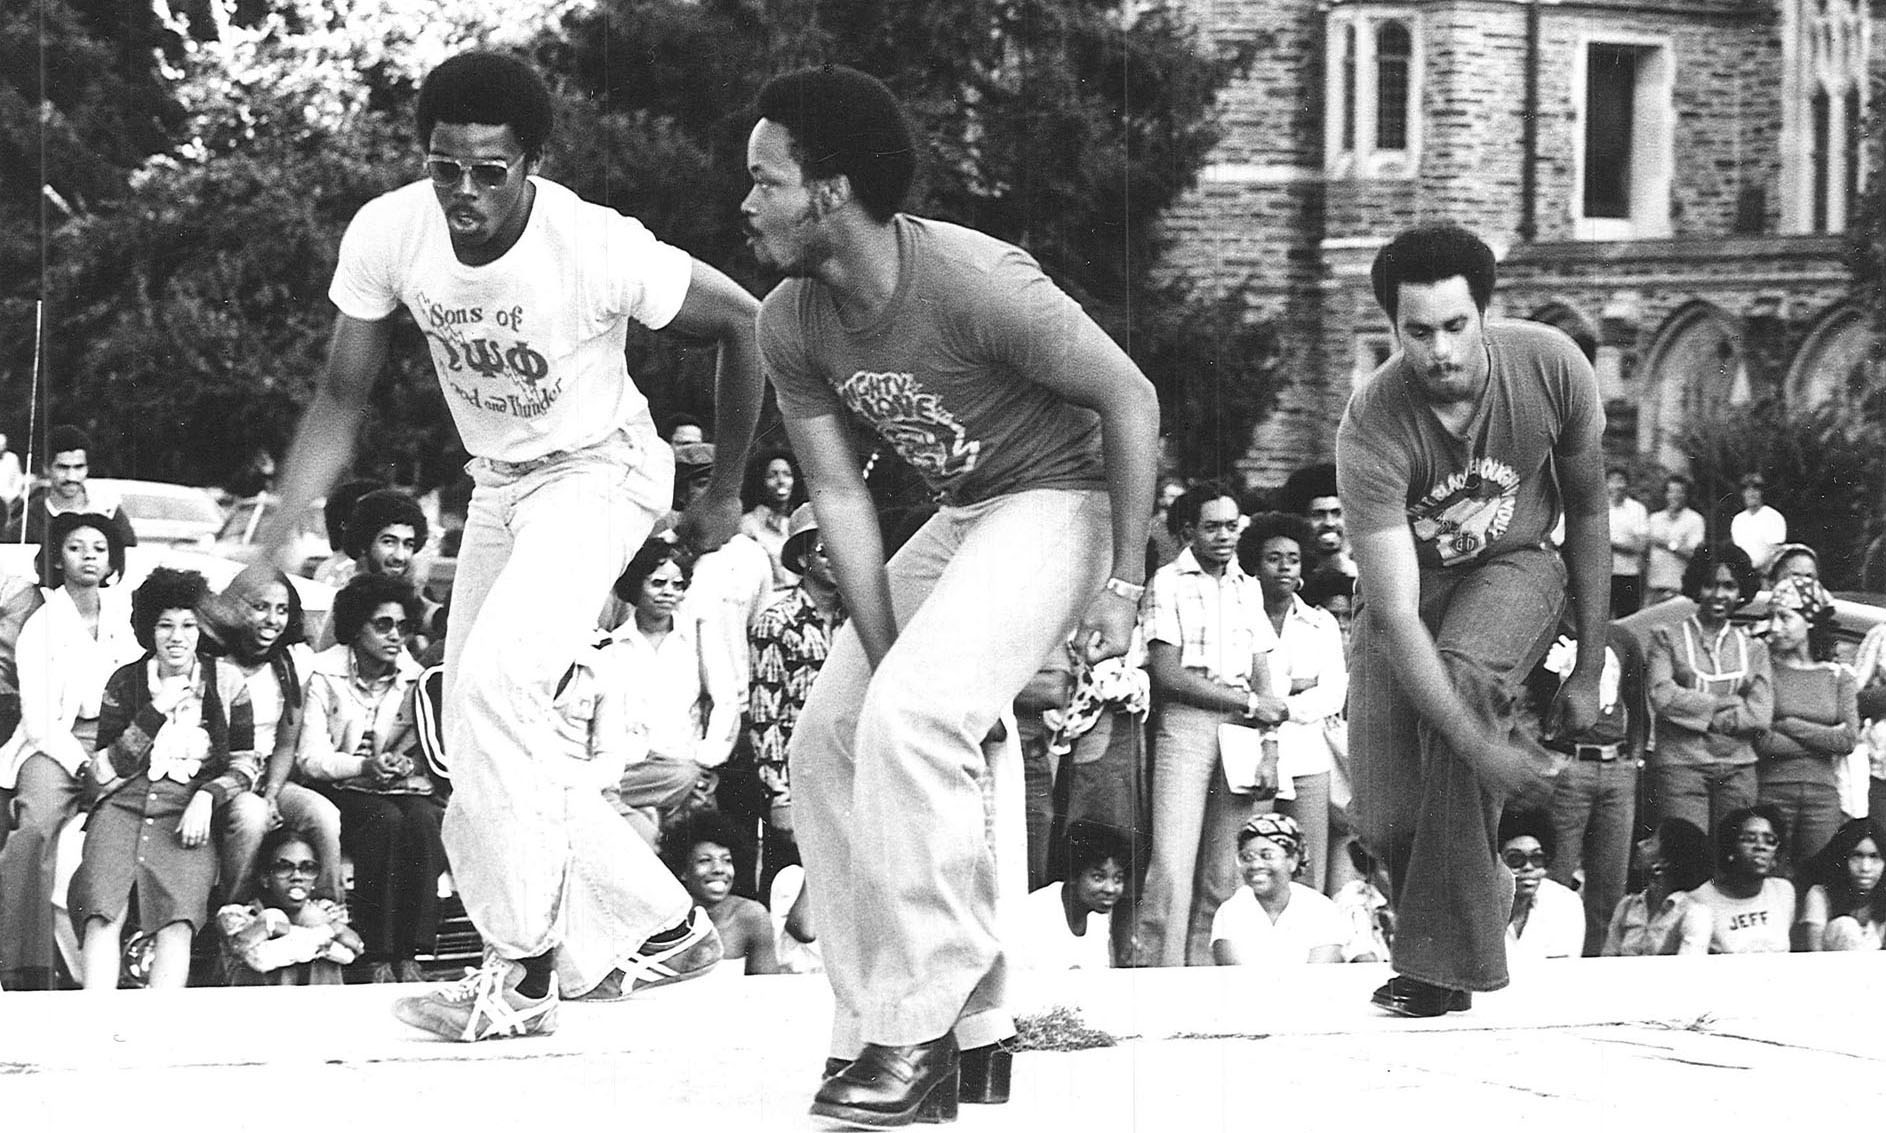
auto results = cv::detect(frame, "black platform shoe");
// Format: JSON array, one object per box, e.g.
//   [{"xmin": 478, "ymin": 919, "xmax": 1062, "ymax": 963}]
[
  {"xmin": 956, "ymin": 1042, "xmax": 1013, "ymax": 1104},
  {"xmin": 810, "ymin": 1035, "xmax": 960, "ymax": 1127},
  {"xmin": 1370, "ymin": 976, "xmax": 1472, "ymax": 1018}
]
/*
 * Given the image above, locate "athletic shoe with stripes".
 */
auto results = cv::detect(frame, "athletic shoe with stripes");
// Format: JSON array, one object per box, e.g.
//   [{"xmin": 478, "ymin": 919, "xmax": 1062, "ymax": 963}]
[
  {"xmin": 392, "ymin": 952, "xmax": 559, "ymax": 1042},
  {"xmin": 575, "ymin": 906, "xmax": 722, "ymax": 1002}
]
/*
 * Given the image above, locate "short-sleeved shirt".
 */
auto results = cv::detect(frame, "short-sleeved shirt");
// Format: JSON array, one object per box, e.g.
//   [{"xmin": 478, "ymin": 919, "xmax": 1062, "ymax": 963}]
[
  {"xmin": 1143, "ymin": 547, "xmax": 1273, "ymax": 684},
  {"xmin": 759, "ymin": 215, "xmax": 1108, "ymax": 504},
  {"xmin": 1336, "ymin": 320, "xmax": 1601, "ymax": 570},
  {"xmin": 1690, "ymin": 878, "xmax": 1796, "ymax": 954},
  {"xmin": 1209, "ymin": 884, "xmax": 1346, "ymax": 964},
  {"xmin": 329, "ymin": 178, "xmax": 694, "ymax": 463}
]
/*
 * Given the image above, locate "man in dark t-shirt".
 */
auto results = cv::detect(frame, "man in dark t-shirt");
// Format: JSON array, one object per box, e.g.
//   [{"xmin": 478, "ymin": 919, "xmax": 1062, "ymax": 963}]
[
  {"xmin": 1335, "ymin": 225, "xmax": 1609, "ymax": 1018},
  {"xmin": 745, "ymin": 67, "xmax": 1157, "ymax": 1125}
]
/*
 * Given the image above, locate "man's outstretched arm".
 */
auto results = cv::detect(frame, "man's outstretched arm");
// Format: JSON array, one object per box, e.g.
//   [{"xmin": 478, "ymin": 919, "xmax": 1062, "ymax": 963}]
[
  {"xmin": 262, "ymin": 313, "xmax": 390, "ymax": 561},
  {"xmin": 1348, "ymin": 523, "xmax": 1552, "ymax": 804},
  {"xmin": 667, "ymin": 261, "xmax": 762, "ymax": 555}
]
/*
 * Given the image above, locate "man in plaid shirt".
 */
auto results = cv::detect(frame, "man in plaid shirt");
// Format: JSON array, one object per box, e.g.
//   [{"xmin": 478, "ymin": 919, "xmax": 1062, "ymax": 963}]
[{"xmin": 1132, "ymin": 481, "xmax": 1281, "ymax": 966}]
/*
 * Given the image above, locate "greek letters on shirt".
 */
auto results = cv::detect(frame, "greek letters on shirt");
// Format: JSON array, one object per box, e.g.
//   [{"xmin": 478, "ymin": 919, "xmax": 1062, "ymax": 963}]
[
  {"xmin": 1407, "ymin": 456, "xmax": 1521, "ymax": 566},
  {"xmin": 416, "ymin": 290, "xmax": 560, "ymax": 421},
  {"xmin": 837, "ymin": 370, "xmax": 982, "ymax": 484}
]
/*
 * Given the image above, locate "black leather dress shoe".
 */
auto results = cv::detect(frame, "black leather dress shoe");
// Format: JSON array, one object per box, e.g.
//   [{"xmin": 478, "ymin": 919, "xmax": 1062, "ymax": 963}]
[
  {"xmin": 823, "ymin": 1057, "xmax": 852, "ymax": 1080},
  {"xmin": 1370, "ymin": 976, "xmax": 1472, "ymax": 1018},
  {"xmin": 956, "ymin": 1042, "xmax": 1012, "ymax": 1104},
  {"xmin": 810, "ymin": 1036, "xmax": 959, "ymax": 1127}
]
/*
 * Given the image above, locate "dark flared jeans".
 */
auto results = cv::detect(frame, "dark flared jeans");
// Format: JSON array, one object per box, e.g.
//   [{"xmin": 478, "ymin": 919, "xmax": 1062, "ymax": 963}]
[{"xmin": 1349, "ymin": 545, "xmax": 1566, "ymax": 993}]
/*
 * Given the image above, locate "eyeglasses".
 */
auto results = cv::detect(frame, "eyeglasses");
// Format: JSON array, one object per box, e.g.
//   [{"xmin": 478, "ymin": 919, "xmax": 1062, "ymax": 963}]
[
  {"xmin": 1501, "ymin": 849, "xmax": 1549, "ymax": 870},
  {"xmin": 647, "ymin": 577, "xmax": 690, "ymax": 592},
  {"xmin": 269, "ymin": 859, "xmax": 319, "ymax": 877},
  {"xmin": 1736, "ymin": 832, "xmax": 1781, "ymax": 848},
  {"xmin": 425, "ymin": 153, "xmax": 524, "ymax": 190},
  {"xmin": 1236, "ymin": 847, "xmax": 1290, "ymax": 865},
  {"xmin": 367, "ymin": 615, "xmax": 418, "ymax": 637}
]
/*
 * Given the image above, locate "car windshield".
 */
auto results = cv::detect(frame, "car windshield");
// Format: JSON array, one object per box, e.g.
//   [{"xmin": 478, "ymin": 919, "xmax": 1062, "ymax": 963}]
[
  {"xmin": 119, "ymin": 490, "xmax": 223, "ymax": 525},
  {"xmin": 217, "ymin": 500, "xmax": 264, "ymax": 542}
]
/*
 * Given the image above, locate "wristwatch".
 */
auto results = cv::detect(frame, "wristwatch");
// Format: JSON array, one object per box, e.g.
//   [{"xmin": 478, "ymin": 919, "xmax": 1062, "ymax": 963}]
[{"xmin": 1103, "ymin": 577, "xmax": 1146, "ymax": 602}]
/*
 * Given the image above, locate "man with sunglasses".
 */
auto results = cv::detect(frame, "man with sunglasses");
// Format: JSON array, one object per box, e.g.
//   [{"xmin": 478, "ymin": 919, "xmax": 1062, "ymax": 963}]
[{"xmin": 261, "ymin": 51, "xmax": 762, "ymax": 1041}]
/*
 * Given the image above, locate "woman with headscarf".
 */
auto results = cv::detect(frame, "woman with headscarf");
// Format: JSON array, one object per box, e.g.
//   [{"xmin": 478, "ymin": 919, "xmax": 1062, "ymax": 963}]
[
  {"xmin": 1209, "ymin": 812, "xmax": 1345, "ymax": 965},
  {"xmin": 0, "ymin": 512, "xmax": 140, "ymax": 988},
  {"xmin": 1755, "ymin": 573, "xmax": 1855, "ymax": 876}
]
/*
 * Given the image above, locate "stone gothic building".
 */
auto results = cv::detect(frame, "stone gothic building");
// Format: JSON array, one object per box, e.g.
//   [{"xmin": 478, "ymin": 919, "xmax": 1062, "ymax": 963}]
[{"xmin": 1164, "ymin": 0, "xmax": 1880, "ymax": 484}]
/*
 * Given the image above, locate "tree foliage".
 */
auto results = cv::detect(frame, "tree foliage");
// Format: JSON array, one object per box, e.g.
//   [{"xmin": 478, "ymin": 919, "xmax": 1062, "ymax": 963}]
[{"xmin": 7, "ymin": 0, "xmax": 1279, "ymax": 489}]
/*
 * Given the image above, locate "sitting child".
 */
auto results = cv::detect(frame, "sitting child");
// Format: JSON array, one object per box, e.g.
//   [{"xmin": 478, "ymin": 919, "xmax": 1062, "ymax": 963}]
[{"xmin": 216, "ymin": 828, "xmax": 362, "ymax": 986}]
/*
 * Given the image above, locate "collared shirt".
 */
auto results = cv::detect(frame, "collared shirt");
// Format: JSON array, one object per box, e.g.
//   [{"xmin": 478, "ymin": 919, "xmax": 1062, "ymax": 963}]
[
  {"xmin": 297, "ymin": 643, "xmax": 429, "ymax": 792},
  {"xmin": 1256, "ymin": 595, "xmax": 1347, "ymax": 779},
  {"xmin": 1608, "ymin": 495, "xmax": 1649, "ymax": 576},
  {"xmin": 1505, "ymin": 877, "xmax": 1587, "ymax": 961},
  {"xmin": 1648, "ymin": 618, "xmax": 1772, "ymax": 767},
  {"xmin": 1144, "ymin": 546, "xmax": 1272, "ymax": 685},
  {"xmin": 748, "ymin": 585, "xmax": 844, "ymax": 772},
  {"xmin": 610, "ymin": 616, "xmax": 739, "ymax": 769},
  {"xmin": 1602, "ymin": 890, "xmax": 1712, "ymax": 956}
]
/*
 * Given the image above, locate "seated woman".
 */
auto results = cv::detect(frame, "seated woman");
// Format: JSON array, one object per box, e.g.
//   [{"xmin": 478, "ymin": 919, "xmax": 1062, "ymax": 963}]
[
  {"xmin": 1600, "ymin": 817, "xmax": 1714, "ymax": 956},
  {"xmin": 1689, "ymin": 805, "xmax": 1796, "ymax": 954},
  {"xmin": 1755, "ymin": 575, "xmax": 1855, "ymax": 876},
  {"xmin": 662, "ymin": 812, "xmax": 777, "ymax": 975},
  {"xmin": 1016, "ymin": 819, "xmax": 1129, "ymax": 971},
  {"xmin": 608, "ymin": 540, "xmax": 740, "ymax": 836},
  {"xmin": 1795, "ymin": 817, "xmax": 1886, "ymax": 951},
  {"xmin": 297, "ymin": 573, "xmax": 444, "ymax": 984},
  {"xmin": 0, "ymin": 512, "xmax": 139, "ymax": 989},
  {"xmin": 1210, "ymin": 813, "xmax": 1344, "ymax": 965},
  {"xmin": 216, "ymin": 827, "xmax": 362, "ymax": 986},
  {"xmin": 68, "ymin": 569, "xmax": 249, "ymax": 990},
  {"xmin": 207, "ymin": 568, "xmax": 343, "ymax": 906},
  {"xmin": 1332, "ymin": 839, "xmax": 1393, "ymax": 963},
  {"xmin": 1500, "ymin": 810, "xmax": 1586, "ymax": 962}
]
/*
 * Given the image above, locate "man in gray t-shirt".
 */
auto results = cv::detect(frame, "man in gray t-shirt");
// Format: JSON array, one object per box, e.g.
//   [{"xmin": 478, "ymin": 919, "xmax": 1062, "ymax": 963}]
[
  {"xmin": 1335, "ymin": 225, "xmax": 1609, "ymax": 1018},
  {"xmin": 745, "ymin": 66, "xmax": 1158, "ymax": 1125}
]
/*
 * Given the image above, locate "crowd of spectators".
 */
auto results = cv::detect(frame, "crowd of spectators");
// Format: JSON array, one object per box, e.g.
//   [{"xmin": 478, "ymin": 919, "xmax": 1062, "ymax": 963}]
[{"xmin": 0, "ymin": 428, "xmax": 1881, "ymax": 993}]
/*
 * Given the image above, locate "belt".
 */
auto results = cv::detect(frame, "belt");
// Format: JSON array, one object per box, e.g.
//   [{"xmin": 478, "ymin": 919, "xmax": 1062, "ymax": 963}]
[{"xmin": 1550, "ymin": 742, "xmax": 1623, "ymax": 762}]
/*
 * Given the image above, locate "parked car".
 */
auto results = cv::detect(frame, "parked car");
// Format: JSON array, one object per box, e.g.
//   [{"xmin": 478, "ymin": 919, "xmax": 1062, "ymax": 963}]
[
  {"xmin": 213, "ymin": 493, "xmax": 331, "ymax": 577},
  {"xmin": 1615, "ymin": 589, "xmax": 1886, "ymax": 663},
  {"xmin": 37, "ymin": 478, "xmax": 226, "ymax": 549}
]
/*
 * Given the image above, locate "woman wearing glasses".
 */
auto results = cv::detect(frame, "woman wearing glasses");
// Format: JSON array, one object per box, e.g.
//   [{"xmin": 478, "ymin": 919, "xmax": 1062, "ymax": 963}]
[
  {"xmin": 1209, "ymin": 813, "xmax": 1345, "ymax": 965},
  {"xmin": 1690, "ymin": 805, "xmax": 1796, "ymax": 953},
  {"xmin": 1498, "ymin": 810, "xmax": 1585, "ymax": 962},
  {"xmin": 296, "ymin": 573, "xmax": 444, "ymax": 982},
  {"xmin": 607, "ymin": 538, "xmax": 742, "ymax": 841}
]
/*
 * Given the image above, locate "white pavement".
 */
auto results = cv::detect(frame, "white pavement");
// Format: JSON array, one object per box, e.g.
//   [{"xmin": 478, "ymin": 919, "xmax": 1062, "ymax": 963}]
[{"xmin": 2, "ymin": 954, "xmax": 1881, "ymax": 1130}]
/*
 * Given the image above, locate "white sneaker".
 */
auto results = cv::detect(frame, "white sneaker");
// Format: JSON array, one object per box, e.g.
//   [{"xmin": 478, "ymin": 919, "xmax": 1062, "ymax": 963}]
[
  {"xmin": 392, "ymin": 952, "xmax": 559, "ymax": 1042},
  {"xmin": 575, "ymin": 907, "xmax": 722, "ymax": 1002}
]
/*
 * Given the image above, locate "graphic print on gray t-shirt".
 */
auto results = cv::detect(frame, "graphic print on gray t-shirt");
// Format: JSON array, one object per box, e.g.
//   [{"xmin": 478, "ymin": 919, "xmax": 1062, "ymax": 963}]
[{"xmin": 1337, "ymin": 320, "xmax": 1602, "ymax": 571}]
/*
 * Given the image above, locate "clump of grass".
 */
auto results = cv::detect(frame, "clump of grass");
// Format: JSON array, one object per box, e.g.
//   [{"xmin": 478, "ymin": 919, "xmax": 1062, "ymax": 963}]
[{"xmin": 1011, "ymin": 1005, "xmax": 1121, "ymax": 1051}]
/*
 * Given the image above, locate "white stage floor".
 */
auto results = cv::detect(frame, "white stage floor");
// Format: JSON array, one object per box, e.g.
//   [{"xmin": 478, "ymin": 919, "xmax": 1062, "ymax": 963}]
[{"xmin": 3, "ymin": 955, "xmax": 1881, "ymax": 1129}]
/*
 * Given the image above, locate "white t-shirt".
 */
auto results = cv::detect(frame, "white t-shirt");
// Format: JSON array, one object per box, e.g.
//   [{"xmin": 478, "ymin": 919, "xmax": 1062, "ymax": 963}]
[
  {"xmin": 1730, "ymin": 505, "xmax": 1788, "ymax": 573},
  {"xmin": 1209, "ymin": 884, "xmax": 1346, "ymax": 965},
  {"xmin": 1016, "ymin": 882, "xmax": 1114, "ymax": 971},
  {"xmin": 329, "ymin": 178, "xmax": 694, "ymax": 463},
  {"xmin": 1691, "ymin": 878, "xmax": 1796, "ymax": 954}
]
